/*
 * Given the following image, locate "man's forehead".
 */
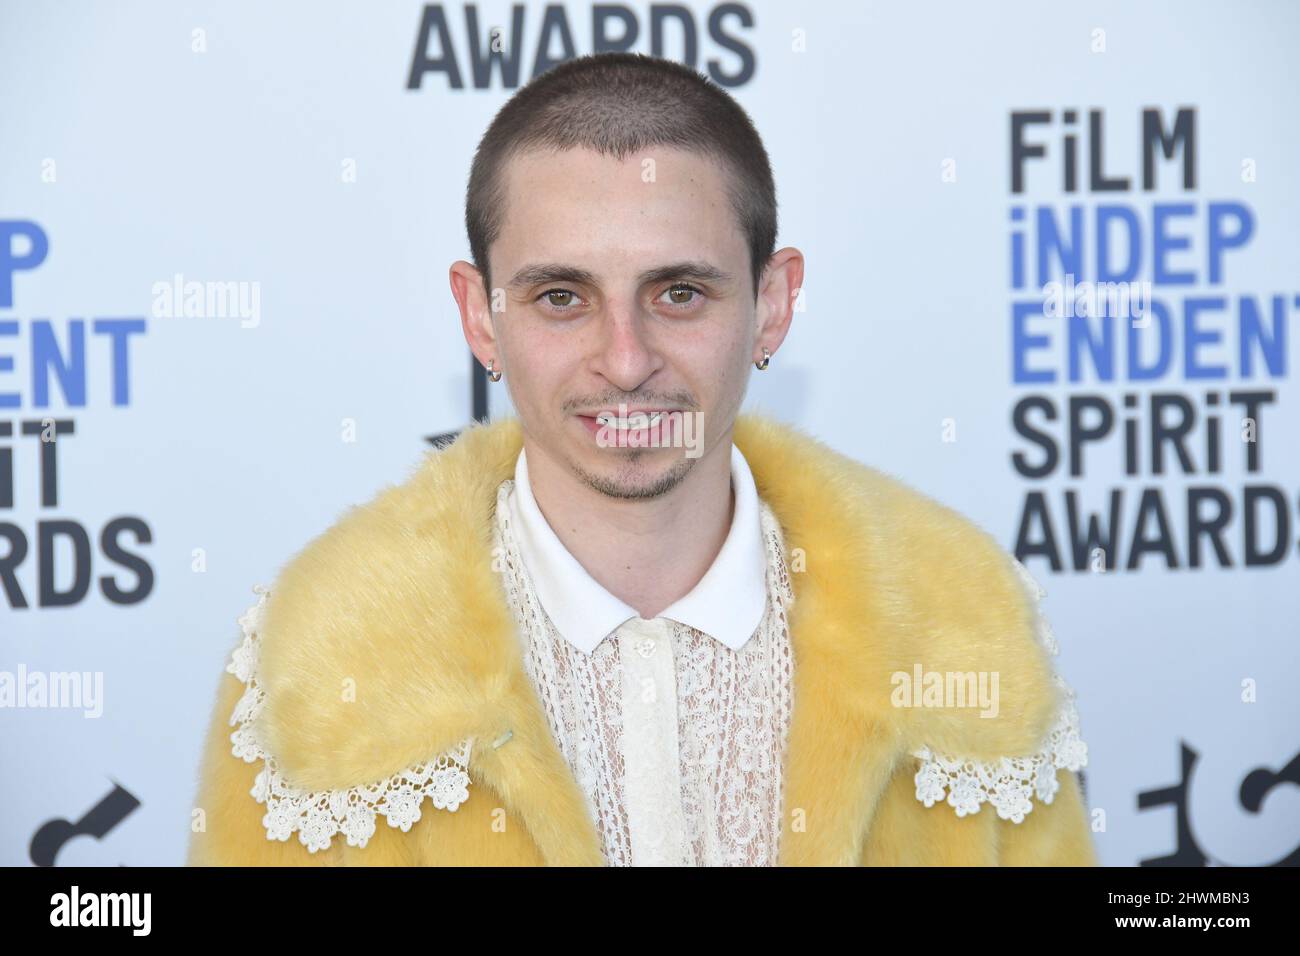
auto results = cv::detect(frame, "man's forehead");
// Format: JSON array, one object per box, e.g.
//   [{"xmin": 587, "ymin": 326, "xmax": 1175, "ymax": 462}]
[
  {"xmin": 498, "ymin": 144, "xmax": 733, "ymax": 223},
  {"xmin": 493, "ymin": 145, "xmax": 744, "ymax": 281}
]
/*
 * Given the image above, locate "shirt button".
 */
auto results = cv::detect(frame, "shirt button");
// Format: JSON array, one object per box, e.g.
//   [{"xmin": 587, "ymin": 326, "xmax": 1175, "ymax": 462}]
[{"xmin": 635, "ymin": 636, "xmax": 657, "ymax": 657}]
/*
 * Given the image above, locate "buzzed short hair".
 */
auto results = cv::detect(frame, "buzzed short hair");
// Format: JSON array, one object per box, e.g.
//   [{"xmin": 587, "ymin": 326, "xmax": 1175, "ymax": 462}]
[{"xmin": 465, "ymin": 52, "xmax": 778, "ymax": 301}]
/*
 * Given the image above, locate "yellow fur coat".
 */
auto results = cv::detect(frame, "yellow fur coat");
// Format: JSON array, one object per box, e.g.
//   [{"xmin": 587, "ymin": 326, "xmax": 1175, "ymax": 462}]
[{"xmin": 187, "ymin": 412, "xmax": 1098, "ymax": 866}]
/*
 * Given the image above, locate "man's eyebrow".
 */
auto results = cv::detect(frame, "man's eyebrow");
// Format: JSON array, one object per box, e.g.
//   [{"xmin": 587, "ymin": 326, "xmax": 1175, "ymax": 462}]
[
  {"xmin": 505, "ymin": 261, "xmax": 734, "ymax": 291},
  {"xmin": 505, "ymin": 264, "xmax": 597, "ymax": 290},
  {"xmin": 637, "ymin": 261, "xmax": 734, "ymax": 286}
]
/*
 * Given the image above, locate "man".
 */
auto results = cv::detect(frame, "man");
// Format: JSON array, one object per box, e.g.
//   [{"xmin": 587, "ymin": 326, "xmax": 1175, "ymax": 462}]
[{"xmin": 188, "ymin": 52, "xmax": 1097, "ymax": 866}]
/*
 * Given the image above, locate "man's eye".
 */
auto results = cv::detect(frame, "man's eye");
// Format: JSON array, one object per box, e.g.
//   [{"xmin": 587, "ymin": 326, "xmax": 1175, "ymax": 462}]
[
  {"xmin": 537, "ymin": 288, "xmax": 581, "ymax": 310},
  {"xmin": 660, "ymin": 284, "xmax": 704, "ymax": 307}
]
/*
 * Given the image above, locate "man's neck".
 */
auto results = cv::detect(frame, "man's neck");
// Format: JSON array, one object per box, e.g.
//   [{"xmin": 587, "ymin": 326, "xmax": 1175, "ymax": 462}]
[{"xmin": 522, "ymin": 436, "xmax": 735, "ymax": 620}]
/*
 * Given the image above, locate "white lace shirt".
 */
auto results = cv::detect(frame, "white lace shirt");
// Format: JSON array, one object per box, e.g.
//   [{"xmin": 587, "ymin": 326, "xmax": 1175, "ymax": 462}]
[{"xmin": 493, "ymin": 444, "xmax": 796, "ymax": 866}]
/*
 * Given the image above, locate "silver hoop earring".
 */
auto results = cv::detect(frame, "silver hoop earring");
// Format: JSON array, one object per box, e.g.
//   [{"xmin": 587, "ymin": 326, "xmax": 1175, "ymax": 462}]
[
  {"xmin": 486, "ymin": 358, "xmax": 502, "ymax": 382},
  {"xmin": 754, "ymin": 346, "xmax": 770, "ymax": 370}
]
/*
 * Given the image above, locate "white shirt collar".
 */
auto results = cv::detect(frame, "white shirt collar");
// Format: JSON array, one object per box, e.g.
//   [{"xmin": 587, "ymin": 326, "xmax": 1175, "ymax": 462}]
[{"xmin": 506, "ymin": 443, "xmax": 768, "ymax": 656}]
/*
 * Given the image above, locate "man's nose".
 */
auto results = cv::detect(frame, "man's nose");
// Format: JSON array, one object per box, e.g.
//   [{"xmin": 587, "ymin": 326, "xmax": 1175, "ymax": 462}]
[{"xmin": 591, "ymin": 306, "xmax": 663, "ymax": 391}]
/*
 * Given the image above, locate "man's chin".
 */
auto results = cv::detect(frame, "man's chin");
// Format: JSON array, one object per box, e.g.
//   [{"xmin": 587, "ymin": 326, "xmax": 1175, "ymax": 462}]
[{"xmin": 569, "ymin": 446, "xmax": 697, "ymax": 501}]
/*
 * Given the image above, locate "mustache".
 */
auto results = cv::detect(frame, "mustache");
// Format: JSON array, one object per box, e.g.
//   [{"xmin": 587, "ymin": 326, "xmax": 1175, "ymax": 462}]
[{"xmin": 562, "ymin": 391, "xmax": 699, "ymax": 412}]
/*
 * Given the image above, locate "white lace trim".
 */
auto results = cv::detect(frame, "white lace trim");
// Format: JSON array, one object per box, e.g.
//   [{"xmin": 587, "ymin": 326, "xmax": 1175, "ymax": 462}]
[
  {"xmin": 226, "ymin": 585, "xmax": 474, "ymax": 853},
  {"xmin": 910, "ymin": 558, "xmax": 1088, "ymax": 824},
  {"xmin": 493, "ymin": 478, "xmax": 796, "ymax": 866}
]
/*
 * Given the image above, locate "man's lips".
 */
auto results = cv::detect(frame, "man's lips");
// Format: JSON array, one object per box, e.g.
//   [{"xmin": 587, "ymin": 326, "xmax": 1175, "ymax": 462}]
[{"xmin": 575, "ymin": 410, "xmax": 678, "ymax": 442}]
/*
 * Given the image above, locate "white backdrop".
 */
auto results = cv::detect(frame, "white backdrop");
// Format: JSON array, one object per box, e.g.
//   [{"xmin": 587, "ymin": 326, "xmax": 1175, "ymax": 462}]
[{"xmin": 2, "ymin": 0, "xmax": 1297, "ymax": 867}]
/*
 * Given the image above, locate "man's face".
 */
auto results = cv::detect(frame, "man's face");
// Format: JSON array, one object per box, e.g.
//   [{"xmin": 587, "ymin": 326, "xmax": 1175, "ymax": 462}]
[{"xmin": 485, "ymin": 145, "xmax": 757, "ymax": 499}]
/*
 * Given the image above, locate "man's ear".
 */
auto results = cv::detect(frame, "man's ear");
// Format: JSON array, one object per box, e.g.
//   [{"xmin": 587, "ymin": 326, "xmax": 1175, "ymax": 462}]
[
  {"xmin": 449, "ymin": 260, "xmax": 498, "ymax": 367},
  {"xmin": 754, "ymin": 247, "xmax": 805, "ymax": 362}
]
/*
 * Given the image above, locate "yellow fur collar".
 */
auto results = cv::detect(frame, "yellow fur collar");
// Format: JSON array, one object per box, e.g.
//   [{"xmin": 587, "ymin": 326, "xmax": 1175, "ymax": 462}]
[{"xmin": 252, "ymin": 412, "xmax": 1062, "ymax": 864}]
